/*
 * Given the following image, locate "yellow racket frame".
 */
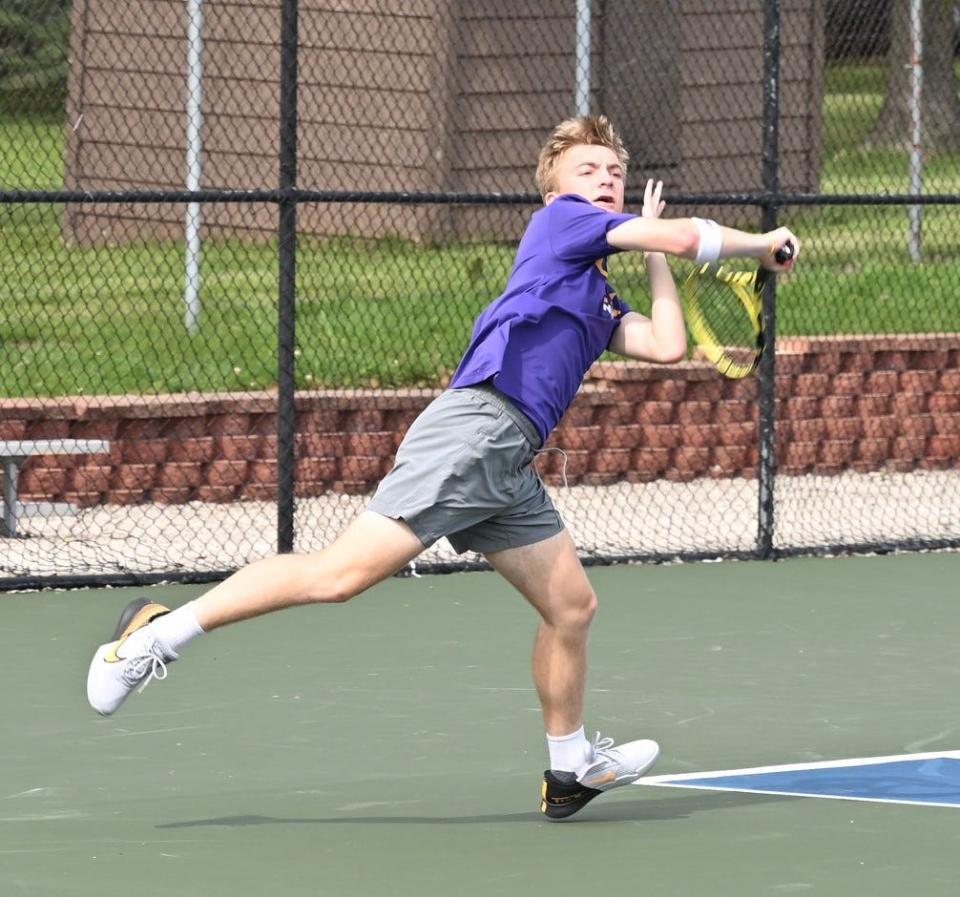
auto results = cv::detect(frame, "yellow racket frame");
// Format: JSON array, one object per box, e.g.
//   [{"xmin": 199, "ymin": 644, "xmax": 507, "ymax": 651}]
[{"xmin": 681, "ymin": 263, "xmax": 765, "ymax": 379}]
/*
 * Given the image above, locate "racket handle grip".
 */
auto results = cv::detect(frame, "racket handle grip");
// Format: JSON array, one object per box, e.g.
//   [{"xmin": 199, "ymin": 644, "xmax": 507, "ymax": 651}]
[{"xmin": 774, "ymin": 241, "xmax": 795, "ymax": 265}]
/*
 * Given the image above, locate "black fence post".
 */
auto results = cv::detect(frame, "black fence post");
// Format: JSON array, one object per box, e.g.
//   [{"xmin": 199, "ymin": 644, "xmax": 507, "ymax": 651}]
[
  {"xmin": 757, "ymin": 0, "xmax": 781, "ymax": 559},
  {"xmin": 277, "ymin": 0, "xmax": 298, "ymax": 554}
]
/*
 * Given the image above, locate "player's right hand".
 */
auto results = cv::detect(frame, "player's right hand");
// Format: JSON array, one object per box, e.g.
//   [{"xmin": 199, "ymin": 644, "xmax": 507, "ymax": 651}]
[{"xmin": 761, "ymin": 227, "xmax": 800, "ymax": 271}]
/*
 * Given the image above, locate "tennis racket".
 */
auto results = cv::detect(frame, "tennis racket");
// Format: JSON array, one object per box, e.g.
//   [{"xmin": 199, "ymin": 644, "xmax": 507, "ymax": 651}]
[{"xmin": 680, "ymin": 242, "xmax": 794, "ymax": 379}]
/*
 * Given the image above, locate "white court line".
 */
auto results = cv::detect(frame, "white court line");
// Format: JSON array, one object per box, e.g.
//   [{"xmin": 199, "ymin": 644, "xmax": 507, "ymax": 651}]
[
  {"xmin": 635, "ymin": 750, "xmax": 960, "ymax": 808},
  {"xmin": 638, "ymin": 749, "xmax": 960, "ymax": 787}
]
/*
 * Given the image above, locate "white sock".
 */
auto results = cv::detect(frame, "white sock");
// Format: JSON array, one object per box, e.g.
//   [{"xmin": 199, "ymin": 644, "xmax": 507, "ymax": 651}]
[
  {"xmin": 147, "ymin": 601, "xmax": 205, "ymax": 655},
  {"xmin": 546, "ymin": 726, "xmax": 589, "ymax": 773}
]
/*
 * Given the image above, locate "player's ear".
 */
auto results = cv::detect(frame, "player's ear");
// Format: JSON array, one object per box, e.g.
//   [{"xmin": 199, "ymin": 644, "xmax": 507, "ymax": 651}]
[{"xmin": 544, "ymin": 191, "xmax": 558, "ymax": 205}]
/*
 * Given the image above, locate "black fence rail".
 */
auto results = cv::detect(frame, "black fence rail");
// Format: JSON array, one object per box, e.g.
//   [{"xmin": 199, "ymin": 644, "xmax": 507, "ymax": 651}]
[{"xmin": 2, "ymin": 0, "xmax": 959, "ymax": 590}]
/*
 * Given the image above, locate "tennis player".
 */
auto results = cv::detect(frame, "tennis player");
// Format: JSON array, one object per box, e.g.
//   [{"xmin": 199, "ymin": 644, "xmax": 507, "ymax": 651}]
[{"xmin": 87, "ymin": 115, "xmax": 799, "ymax": 820}]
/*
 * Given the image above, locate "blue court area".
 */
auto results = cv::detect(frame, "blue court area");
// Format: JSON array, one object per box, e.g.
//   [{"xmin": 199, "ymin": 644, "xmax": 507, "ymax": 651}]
[{"xmin": 643, "ymin": 752, "xmax": 960, "ymax": 808}]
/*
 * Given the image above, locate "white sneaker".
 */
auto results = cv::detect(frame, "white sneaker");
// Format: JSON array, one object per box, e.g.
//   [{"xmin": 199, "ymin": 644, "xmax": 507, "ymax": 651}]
[
  {"xmin": 86, "ymin": 598, "xmax": 177, "ymax": 716},
  {"xmin": 540, "ymin": 732, "xmax": 660, "ymax": 820}
]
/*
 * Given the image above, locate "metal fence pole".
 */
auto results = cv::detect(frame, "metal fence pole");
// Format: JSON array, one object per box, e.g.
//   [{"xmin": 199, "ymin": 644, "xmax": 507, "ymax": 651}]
[
  {"xmin": 574, "ymin": 0, "xmax": 591, "ymax": 116},
  {"xmin": 184, "ymin": 0, "xmax": 204, "ymax": 335},
  {"xmin": 908, "ymin": 0, "xmax": 924, "ymax": 261},
  {"xmin": 277, "ymin": 0, "xmax": 299, "ymax": 554},
  {"xmin": 757, "ymin": 0, "xmax": 782, "ymax": 559}
]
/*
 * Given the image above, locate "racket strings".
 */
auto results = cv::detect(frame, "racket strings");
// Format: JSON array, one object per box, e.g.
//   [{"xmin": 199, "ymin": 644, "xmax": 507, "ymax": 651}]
[{"xmin": 683, "ymin": 266, "xmax": 762, "ymax": 378}]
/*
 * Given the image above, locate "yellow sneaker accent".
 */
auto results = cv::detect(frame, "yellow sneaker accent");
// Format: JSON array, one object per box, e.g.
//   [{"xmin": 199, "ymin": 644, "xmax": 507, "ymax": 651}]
[
  {"xmin": 581, "ymin": 769, "xmax": 617, "ymax": 788},
  {"xmin": 116, "ymin": 602, "xmax": 169, "ymax": 641},
  {"xmin": 101, "ymin": 600, "xmax": 170, "ymax": 665}
]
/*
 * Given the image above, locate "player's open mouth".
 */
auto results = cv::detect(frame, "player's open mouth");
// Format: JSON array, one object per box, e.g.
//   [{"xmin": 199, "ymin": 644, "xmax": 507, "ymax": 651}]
[{"xmin": 595, "ymin": 195, "xmax": 615, "ymax": 206}]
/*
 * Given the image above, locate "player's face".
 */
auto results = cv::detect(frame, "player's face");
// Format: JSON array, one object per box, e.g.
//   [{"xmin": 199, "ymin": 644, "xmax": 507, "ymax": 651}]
[{"xmin": 546, "ymin": 144, "xmax": 625, "ymax": 213}]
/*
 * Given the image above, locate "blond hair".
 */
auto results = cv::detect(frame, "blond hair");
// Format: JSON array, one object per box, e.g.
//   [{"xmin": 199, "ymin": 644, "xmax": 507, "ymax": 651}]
[{"xmin": 535, "ymin": 115, "xmax": 629, "ymax": 199}]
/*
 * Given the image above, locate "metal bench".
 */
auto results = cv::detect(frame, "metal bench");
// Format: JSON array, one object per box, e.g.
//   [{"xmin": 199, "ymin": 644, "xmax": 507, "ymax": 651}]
[{"xmin": 0, "ymin": 439, "xmax": 111, "ymax": 537}]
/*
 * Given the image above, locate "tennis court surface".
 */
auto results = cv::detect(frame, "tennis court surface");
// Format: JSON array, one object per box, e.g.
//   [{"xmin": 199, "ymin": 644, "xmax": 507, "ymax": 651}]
[{"xmin": 4, "ymin": 550, "xmax": 960, "ymax": 896}]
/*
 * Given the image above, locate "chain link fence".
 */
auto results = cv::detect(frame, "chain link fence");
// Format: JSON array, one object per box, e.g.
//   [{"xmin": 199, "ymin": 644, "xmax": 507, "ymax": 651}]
[{"xmin": 1, "ymin": 0, "xmax": 959, "ymax": 589}]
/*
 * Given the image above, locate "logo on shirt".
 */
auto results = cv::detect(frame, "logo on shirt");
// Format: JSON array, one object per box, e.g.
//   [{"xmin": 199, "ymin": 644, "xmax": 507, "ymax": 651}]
[
  {"xmin": 602, "ymin": 290, "xmax": 624, "ymax": 320},
  {"xmin": 595, "ymin": 258, "xmax": 623, "ymax": 319}
]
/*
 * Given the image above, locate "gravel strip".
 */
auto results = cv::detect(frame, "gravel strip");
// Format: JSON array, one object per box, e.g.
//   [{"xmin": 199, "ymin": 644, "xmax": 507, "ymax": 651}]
[{"xmin": 2, "ymin": 469, "xmax": 958, "ymax": 581}]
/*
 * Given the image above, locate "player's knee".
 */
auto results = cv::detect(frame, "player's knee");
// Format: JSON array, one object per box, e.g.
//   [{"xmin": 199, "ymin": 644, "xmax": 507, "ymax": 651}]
[
  {"xmin": 580, "ymin": 589, "xmax": 599, "ymax": 627},
  {"xmin": 557, "ymin": 586, "xmax": 598, "ymax": 632},
  {"xmin": 319, "ymin": 577, "xmax": 357, "ymax": 604},
  {"xmin": 297, "ymin": 559, "xmax": 362, "ymax": 605}
]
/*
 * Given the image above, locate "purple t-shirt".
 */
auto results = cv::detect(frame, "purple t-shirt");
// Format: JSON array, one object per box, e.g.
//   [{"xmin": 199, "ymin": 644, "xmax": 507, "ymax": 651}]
[{"xmin": 450, "ymin": 194, "xmax": 636, "ymax": 444}]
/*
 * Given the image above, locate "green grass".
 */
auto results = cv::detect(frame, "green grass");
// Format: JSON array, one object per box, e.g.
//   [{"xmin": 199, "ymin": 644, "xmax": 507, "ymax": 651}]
[
  {"xmin": 0, "ymin": 114, "xmax": 64, "ymax": 191},
  {"xmin": 819, "ymin": 61, "xmax": 960, "ymax": 192},
  {"xmin": 3, "ymin": 60, "xmax": 960, "ymax": 398},
  {"xmin": 1, "ymin": 203, "xmax": 513, "ymax": 396}
]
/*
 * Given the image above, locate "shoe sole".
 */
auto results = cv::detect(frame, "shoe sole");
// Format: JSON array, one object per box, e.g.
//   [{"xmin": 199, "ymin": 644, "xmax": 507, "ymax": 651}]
[{"xmin": 110, "ymin": 597, "xmax": 169, "ymax": 641}]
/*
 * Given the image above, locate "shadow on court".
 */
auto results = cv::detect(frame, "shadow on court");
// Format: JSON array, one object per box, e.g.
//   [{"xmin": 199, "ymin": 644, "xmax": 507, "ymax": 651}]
[{"xmin": 157, "ymin": 789, "xmax": 798, "ymax": 828}]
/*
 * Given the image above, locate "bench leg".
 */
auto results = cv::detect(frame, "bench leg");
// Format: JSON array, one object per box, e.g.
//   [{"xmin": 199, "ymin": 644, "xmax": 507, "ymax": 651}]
[{"xmin": 1, "ymin": 458, "xmax": 22, "ymax": 537}]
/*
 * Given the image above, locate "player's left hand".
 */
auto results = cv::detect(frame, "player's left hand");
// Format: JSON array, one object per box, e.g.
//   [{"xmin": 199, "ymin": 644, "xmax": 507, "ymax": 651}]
[{"xmin": 642, "ymin": 178, "xmax": 665, "ymax": 220}]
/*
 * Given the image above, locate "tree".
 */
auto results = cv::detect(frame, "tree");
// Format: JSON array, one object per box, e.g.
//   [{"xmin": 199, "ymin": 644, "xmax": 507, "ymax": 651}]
[
  {"xmin": 0, "ymin": 1, "xmax": 71, "ymax": 116},
  {"xmin": 868, "ymin": 0, "xmax": 960, "ymax": 151}
]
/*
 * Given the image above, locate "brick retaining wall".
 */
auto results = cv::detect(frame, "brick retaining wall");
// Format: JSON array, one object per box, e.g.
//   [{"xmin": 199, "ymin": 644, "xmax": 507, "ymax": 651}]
[{"xmin": 2, "ymin": 335, "xmax": 958, "ymax": 507}]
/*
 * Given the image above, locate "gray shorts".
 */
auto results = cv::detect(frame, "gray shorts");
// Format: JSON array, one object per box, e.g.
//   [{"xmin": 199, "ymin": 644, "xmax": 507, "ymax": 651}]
[{"xmin": 367, "ymin": 383, "xmax": 564, "ymax": 554}]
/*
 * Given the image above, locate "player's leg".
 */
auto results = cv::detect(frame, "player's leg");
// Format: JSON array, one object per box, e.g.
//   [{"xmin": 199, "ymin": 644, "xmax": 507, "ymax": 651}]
[
  {"xmin": 485, "ymin": 530, "xmax": 659, "ymax": 820},
  {"xmin": 86, "ymin": 511, "xmax": 424, "ymax": 716},
  {"xmin": 190, "ymin": 510, "xmax": 424, "ymax": 629},
  {"xmin": 485, "ymin": 529, "xmax": 595, "ymax": 737},
  {"xmin": 86, "ymin": 384, "xmax": 514, "ymax": 718}
]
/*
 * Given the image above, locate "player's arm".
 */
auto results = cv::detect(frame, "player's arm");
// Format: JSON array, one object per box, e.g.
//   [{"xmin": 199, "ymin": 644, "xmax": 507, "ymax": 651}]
[
  {"xmin": 608, "ymin": 181, "xmax": 686, "ymax": 363},
  {"xmin": 606, "ymin": 200, "xmax": 799, "ymax": 272},
  {"xmin": 608, "ymin": 256, "xmax": 686, "ymax": 363}
]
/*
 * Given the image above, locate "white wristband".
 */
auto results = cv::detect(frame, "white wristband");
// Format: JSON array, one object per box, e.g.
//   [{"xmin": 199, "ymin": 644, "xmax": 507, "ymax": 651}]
[{"xmin": 693, "ymin": 217, "xmax": 722, "ymax": 264}]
